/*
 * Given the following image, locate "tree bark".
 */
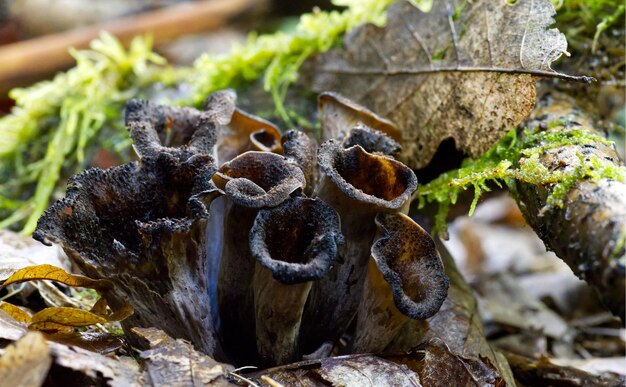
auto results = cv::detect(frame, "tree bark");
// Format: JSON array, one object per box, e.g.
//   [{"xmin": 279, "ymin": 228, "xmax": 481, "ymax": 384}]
[{"xmin": 514, "ymin": 93, "xmax": 626, "ymax": 321}]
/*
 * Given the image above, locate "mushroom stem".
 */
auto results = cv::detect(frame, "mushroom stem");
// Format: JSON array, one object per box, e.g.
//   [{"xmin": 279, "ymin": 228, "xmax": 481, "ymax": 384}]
[
  {"xmin": 301, "ymin": 140, "xmax": 417, "ymax": 351},
  {"xmin": 249, "ymin": 197, "xmax": 342, "ymax": 366},
  {"xmin": 352, "ymin": 213, "xmax": 448, "ymax": 353},
  {"xmin": 212, "ymin": 151, "xmax": 306, "ymax": 364}
]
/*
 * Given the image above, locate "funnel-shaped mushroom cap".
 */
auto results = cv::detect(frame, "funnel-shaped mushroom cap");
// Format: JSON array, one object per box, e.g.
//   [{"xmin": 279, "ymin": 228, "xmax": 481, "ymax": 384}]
[
  {"xmin": 372, "ymin": 213, "xmax": 449, "ymax": 319},
  {"xmin": 318, "ymin": 91, "xmax": 400, "ymax": 142},
  {"xmin": 317, "ymin": 140, "xmax": 417, "ymax": 211},
  {"xmin": 250, "ymin": 197, "xmax": 343, "ymax": 284},
  {"xmin": 213, "ymin": 151, "xmax": 306, "ymax": 208},
  {"xmin": 218, "ymin": 107, "xmax": 283, "ymax": 163},
  {"xmin": 343, "ymin": 124, "xmax": 401, "ymax": 156},
  {"xmin": 125, "ymin": 90, "xmax": 235, "ymax": 159},
  {"xmin": 33, "ymin": 149, "xmax": 221, "ymax": 355}
]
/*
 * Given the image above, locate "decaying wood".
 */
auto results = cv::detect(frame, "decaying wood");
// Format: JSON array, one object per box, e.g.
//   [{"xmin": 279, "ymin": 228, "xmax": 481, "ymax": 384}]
[{"xmin": 514, "ymin": 94, "xmax": 626, "ymax": 321}]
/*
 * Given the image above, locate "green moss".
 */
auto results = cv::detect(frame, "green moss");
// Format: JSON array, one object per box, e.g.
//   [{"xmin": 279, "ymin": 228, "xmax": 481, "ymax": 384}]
[
  {"xmin": 0, "ymin": 0, "xmax": 407, "ymax": 234},
  {"xmin": 417, "ymin": 121, "xmax": 626, "ymax": 235}
]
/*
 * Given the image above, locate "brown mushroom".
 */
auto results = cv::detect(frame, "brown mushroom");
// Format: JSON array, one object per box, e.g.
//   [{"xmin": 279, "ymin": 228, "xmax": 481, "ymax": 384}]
[
  {"xmin": 34, "ymin": 100, "xmax": 224, "ymax": 356},
  {"xmin": 249, "ymin": 196, "xmax": 343, "ymax": 365},
  {"xmin": 211, "ymin": 151, "xmax": 306, "ymax": 364},
  {"xmin": 318, "ymin": 91, "xmax": 401, "ymax": 143},
  {"xmin": 352, "ymin": 212, "xmax": 449, "ymax": 353},
  {"xmin": 301, "ymin": 139, "xmax": 418, "ymax": 351}
]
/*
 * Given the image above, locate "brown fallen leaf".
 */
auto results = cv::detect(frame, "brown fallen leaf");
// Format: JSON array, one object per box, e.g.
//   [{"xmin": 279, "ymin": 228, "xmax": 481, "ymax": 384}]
[
  {"xmin": 0, "ymin": 302, "xmax": 32, "ymax": 324},
  {"xmin": 304, "ymin": 0, "xmax": 591, "ymax": 168},
  {"xmin": 1, "ymin": 263, "xmax": 112, "ymax": 291},
  {"xmin": 504, "ymin": 351, "xmax": 625, "ymax": 387},
  {"xmin": 0, "ymin": 332, "xmax": 51, "ymax": 387},
  {"xmin": 251, "ymin": 338, "xmax": 504, "ymax": 387},
  {"xmin": 133, "ymin": 327, "xmax": 235, "ymax": 386}
]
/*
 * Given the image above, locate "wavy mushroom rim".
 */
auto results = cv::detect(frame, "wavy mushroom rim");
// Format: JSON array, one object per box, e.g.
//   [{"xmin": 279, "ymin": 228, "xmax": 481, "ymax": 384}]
[
  {"xmin": 318, "ymin": 91, "xmax": 401, "ymax": 141},
  {"xmin": 125, "ymin": 99, "xmax": 222, "ymax": 159},
  {"xmin": 371, "ymin": 212, "xmax": 449, "ymax": 320},
  {"xmin": 343, "ymin": 123, "xmax": 402, "ymax": 156},
  {"xmin": 212, "ymin": 151, "xmax": 306, "ymax": 208},
  {"xmin": 317, "ymin": 140, "xmax": 417, "ymax": 211},
  {"xmin": 249, "ymin": 197, "xmax": 343, "ymax": 284}
]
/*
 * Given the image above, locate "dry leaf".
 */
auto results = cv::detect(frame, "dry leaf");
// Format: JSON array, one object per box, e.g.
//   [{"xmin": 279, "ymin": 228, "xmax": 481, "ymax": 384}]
[
  {"xmin": 0, "ymin": 309, "xmax": 28, "ymax": 340},
  {"xmin": 0, "ymin": 229, "xmax": 68, "ymax": 281},
  {"xmin": 0, "ymin": 302, "xmax": 32, "ymax": 324},
  {"xmin": 47, "ymin": 340, "xmax": 140, "ymax": 386},
  {"xmin": 305, "ymin": 0, "xmax": 591, "ymax": 168},
  {"xmin": 1, "ymin": 264, "xmax": 112, "ymax": 291},
  {"xmin": 28, "ymin": 307, "xmax": 107, "ymax": 331},
  {"xmin": 0, "ymin": 332, "xmax": 51, "ymax": 387},
  {"xmin": 252, "ymin": 339, "xmax": 504, "ymax": 387},
  {"xmin": 133, "ymin": 327, "xmax": 235, "ymax": 386}
]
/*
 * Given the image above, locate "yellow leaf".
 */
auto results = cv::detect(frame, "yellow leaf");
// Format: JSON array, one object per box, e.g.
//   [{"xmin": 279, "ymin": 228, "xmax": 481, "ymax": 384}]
[
  {"xmin": 29, "ymin": 307, "xmax": 107, "ymax": 331},
  {"xmin": 1, "ymin": 264, "xmax": 112, "ymax": 291},
  {"xmin": 0, "ymin": 302, "xmax": 32, "ymax": 324}
]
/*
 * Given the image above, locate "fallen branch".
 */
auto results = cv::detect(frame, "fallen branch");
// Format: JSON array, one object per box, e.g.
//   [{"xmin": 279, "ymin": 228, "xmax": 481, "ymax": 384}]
[{"xmin": 513, "ymin": 93, "xmax": 626, "ymax": 321}]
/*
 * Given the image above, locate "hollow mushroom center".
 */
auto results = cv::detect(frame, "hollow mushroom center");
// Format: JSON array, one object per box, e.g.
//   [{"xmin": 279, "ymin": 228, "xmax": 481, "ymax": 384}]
[
  {"xmin": 262, "ymin": 202, "xmax": 321, "ymax": 265},
  {"xmin": 334, "ymin": 146, "xmax": 411, "ymax": 201},
  {"xmin": 217, "ymin": 152, "xmax": 301, "ymax": 192}
]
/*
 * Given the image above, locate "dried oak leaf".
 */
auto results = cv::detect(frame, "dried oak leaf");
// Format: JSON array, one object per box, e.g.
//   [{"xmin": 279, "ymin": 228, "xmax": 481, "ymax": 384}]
[{"xmin": 304, "ymin": 0, "xmax": 591, "ymax": 168}]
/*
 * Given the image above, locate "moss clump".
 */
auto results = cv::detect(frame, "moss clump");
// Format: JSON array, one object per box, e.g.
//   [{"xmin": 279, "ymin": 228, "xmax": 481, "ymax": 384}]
[
  {"xmin": 416, "ymin": 120, "xmax": 626, "ymax": 235},
  {"xmin": 0, "ymin": 0, "xmax": 410, "ymax": 234}
]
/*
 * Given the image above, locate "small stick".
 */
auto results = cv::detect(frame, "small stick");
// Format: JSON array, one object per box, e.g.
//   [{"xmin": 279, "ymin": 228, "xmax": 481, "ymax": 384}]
[{"xmin": 0, "ymin": 0, "xmax": 255, "ymax": 84}]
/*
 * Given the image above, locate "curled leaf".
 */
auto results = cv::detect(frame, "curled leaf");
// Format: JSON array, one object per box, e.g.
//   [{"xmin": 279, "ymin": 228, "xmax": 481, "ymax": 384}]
[
  {"xmin": 0, "ymin": 302, "xmax": 32, "ymax": 324},
  {"xmin": 29, "ymin": 307, "xmax": 107, "ymax": 331},
  {"xmin": 1, "ymin": 264, "xmax": 112, "ymax": 292}
]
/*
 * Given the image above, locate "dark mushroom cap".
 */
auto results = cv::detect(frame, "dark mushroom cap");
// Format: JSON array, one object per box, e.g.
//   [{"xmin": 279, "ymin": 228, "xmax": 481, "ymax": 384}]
[
  {"xmin": 317, "ymin": 140, "xmax": 417, "ymax": 211},
  {"xmin": 213, "ymin": 151, "xmax": 306, "ymax": 208},
  {"xmin": 372, "ymin": 213, "xmax": 449, "ymax": 320},
  {"xmin": 343, "ymin": 123, "xmax": 401, "ymax": 156},
  {"xmin": 250, "ymin": 197, "xmax": 343, "ymax": 284},
  {"xmin": 318, "ymin": 91, "xmax": 401, "ymax": 142},
  {"xmin": 125, "ymin": 99, "xmax": 225, "ymax": 159}
]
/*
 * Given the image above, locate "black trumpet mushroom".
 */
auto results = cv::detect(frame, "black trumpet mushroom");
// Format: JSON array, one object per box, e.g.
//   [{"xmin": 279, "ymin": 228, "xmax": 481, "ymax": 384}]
[{"xmin": 32, "ymin": 90, "xmax": 449, "ymax": 367}]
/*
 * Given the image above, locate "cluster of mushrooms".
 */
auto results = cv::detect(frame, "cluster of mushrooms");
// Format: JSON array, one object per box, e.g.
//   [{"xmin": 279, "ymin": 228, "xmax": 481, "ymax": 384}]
[{"xmin": 33, "ymin": 90, "xmax": 449, "ymax": 366}]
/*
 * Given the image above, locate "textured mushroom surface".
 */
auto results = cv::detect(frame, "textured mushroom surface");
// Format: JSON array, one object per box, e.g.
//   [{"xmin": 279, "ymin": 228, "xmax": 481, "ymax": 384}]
[
  {"xmin": 34, "ymin": 152, "xmax": 222, "ymax": 356},
  {"xmin": 32, "ymin": 90, "xmax": 450, "ymax": 368},
  {"xmin": 250, "ymin": 197, "xmax": 343, "ymax": 365},
  {"xmin": 302, "ymin": 139, "xmax": 419, "ymax": 351},
  {"xmin": 353, "ymin": 213, "xmax": 449, "ymax": 353}
]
